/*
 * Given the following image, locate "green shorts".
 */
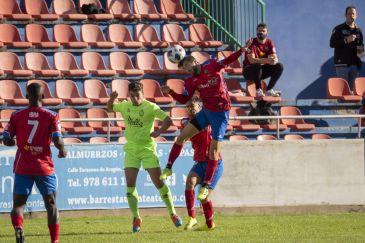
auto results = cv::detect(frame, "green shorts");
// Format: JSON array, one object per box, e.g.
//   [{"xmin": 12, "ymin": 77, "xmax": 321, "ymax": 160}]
[{"xmin": 123, "ymin": 142, "xmax": 160, "ymax": 170}]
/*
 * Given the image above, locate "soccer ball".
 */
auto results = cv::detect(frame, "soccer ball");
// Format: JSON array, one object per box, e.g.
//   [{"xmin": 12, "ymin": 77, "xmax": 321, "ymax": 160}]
[{"xmin": 167, "ymin": 45, "xmax": 186, "ymax": 64}]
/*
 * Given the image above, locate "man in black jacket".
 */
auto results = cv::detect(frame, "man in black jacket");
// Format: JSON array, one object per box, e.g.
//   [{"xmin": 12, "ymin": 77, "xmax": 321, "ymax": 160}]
[{"xmin": 330, "ymin": 6, "xmax": 364, "ymax": 89}]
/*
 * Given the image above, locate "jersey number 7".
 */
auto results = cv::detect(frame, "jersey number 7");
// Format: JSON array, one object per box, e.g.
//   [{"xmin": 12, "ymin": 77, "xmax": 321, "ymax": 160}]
[{"xmin": 27, "ymin": 120, "xmax": 39, "ymax": 144}]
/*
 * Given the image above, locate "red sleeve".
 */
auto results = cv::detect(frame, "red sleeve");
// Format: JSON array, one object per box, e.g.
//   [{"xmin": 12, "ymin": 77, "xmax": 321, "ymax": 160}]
[
  {"xmin": 169, "ymin": 90, "xmax": 191, "ymax": 104},
  {"xmin": 3, "ymin": 114, "xmax": 16, "ymax": 139},
  {"xmin": 268, "ymin": 40, "xmax": 275, "ymax": 55},
  {"xmin": 221, "ymin": 49, "xmax": 244, "ymax": 66},
  {"xmin": 50, "ymin": 114, "xmax": 62, "ymax": 138}
]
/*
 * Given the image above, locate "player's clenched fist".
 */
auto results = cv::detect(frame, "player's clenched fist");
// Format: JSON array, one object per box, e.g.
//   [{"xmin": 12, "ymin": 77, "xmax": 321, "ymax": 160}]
[
  {"xmin": 58, "ymin": 148, "xmax": 67, "ymax": 158},
  {"xmin": 161, "ymin": 85, "xmax": 171, "ymax": 95},
  {"xmin": 110, "ymin": 91, "xmax": 119, "ymax": 100}
]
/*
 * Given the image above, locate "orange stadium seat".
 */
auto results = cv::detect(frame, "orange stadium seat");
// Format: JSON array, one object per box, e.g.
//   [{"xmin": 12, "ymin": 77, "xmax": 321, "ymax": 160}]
[
  {"xmin": 229, "ymin": 107, "xmax": 260, "ymax": 131},
  {"xmin": 280, "ymin": 106, "xmax": 315, "ymax": 131},
  {"xmin": 284, "ymin": 134, "xmax": 304, "ymax": 140},
  {"xmin": 229, "ymin": 135, "xmax": 249, "ymax": 141},
  {"xmin": 27, "ymin": 80, "xmax": 62, "ymax": 106},
  {"xmin": 134, "ymin": 0, "xmax": 167, "ymax": 20},
  {"xmin": 226, "ymin": 79, "xmax": 254, "ymax": 103},
  {"xmin": 54, "ymin": 52, "xmax": 89, "ymax": 77},
  {"xmin": 154, "ymin": 136, "xmax": 168, "ymax": 142},
  {"xmin": 109, "ymin": 52, "xmax": 144, "ymax": 76},
  {"xmin": 170, "ymin": 107, "xmax": 189, "ymax": 128},
  {"xmin": 257, "ymin": 135, "xmax": 276, "ymax": 140},
  {"xmin": 327, "ymin": 77, "xmax": 361, "ymax": 102},
  {"xmin": 135, "ymin": 24, "xmax": 168, "ymax": 48},
  {"xmin": 107, "ymin": 24, "xmax": 142, "ymax": 48},
  {"xmin": 52, "ymin": 0, "xmax": 87, "ymax": 20},
  {"xmin": 79, "ymin": 0, "xmax": 113, "ymax": 20},
  {"xmin": 166, "ymin": 79, "xmax": 185, "ymax": 94},
  {"xmin": 110, "ymin": 79, "xmax": 129, "ymax": 101},
  {"xmin": 0, "ymin": 24, "xmax": 32, "ymax": 48},
  {"xmin": 191, "ymin": 51, "xmax": 210, "ymax": 64},
  {"xmin": 86, "ymin": 108, "xmax": 122, "ymax": 133},
  {"xmin": 312, "ymin": 134, "xmax": 331, "ymax": 140},
  {"xmin": 55, "ymin": 79, "xmax": 91, "ymax": 105},
  {"xmin": 260, "ymin": 120, "xmax": 288, "ymax": 131},
  {"xmin": 0, "ymin": 0, "xmax": 31, "ymax": 20},
  {"xmin": 189, "ymin": 24, "xmax": 223, "ymax": 47},
  {"xmin": 25, "ymin": 24, "xmax": 60, "ymax": 49},
  {"xmin": 106, "ymin": 0, "xmax": 139, "ymax": 20},
  {"xmin": 81, "ymin": 24, "xmax": 116, "ymax": 49},
  {"xmin": 0, "ymin": 80, "xmax": 28, "ymax": 105},
  {"xmin": 83, "ymin": 79, "xmax": 109, "ymax": 104},
  {"xmin": 0, "ymin": 52, "xmax": 32, "ymax": 77},
  {"xmin": 24, "ymin": 0, "xmax": 59, "ymax": 20},
  {"xmin": 140, "ymin": 79, "xmax": 173, "ymax": 104},
  {"xmin": 25, "ymin": 53, "xmax": 60, "ymax": 77},
  {"xmin": 163, "ymin": 53, "xmax": 188, "ymax": 75},
  {"xmin": 59, "ymin": 108, "xmax": 93, "ymax": 134},
  {"xmin": 63, "ymin": 137, "xmax": 82, "ymax": 144},
  {"xmin": 118, "ymin": 136, "xmax": 127, "ymax": 144},
  {"xmin": 89, "ymin": 137, "xmax": 108, "ymax": 144},
  {"xmin": 114, "ymin": 112, "xmax": 125, "ymax": 130},
  {"xmin": 246, "ymin": 80, "xmax": 281, "ymax": 103},
  {"xmin": 162, "ymin": 24, "xmax": 196, "ymax": 48},
  {"xmin": 218, "ymin": 51, "xmax": 242, "ymax": 74},
  {"xmin": 354, "ymin": 77, "xmax": 365, "ymax": 96},
  {"xmin": 54, "ymin": 24, "xmax": 88, "ymax": 49},
  {"xmin": 135, "ymin": 52, "xmax": 167, "ymax": 75},
  {"xmin": 0, "ymin": 109, "xmax": 16, "ymax": 130},
  {"xmin": 160, "ymin": 0, "xmax": 194, "ymax": 20},
  {"xmin": 81, "ymin": 52, "xmax": 116, "ymax": 76}
]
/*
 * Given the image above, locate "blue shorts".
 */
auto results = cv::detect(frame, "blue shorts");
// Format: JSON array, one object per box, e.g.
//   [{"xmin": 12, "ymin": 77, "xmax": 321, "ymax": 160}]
[
  {"xmin": 189, "ymin": 160, "xmax": 224, "ymax": 190},
  {"xmin": 13, "ymin": 174, "xmax": 57, "ymax": 196},
  {"xmin": 194, "ymin": 107, "xmax": 229, "ymax": 141}
]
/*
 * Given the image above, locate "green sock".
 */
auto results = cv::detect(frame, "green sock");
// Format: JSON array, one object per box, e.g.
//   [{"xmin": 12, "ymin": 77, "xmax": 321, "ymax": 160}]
[
  {"xmin": 158, "ymin": 184, "xmax": 176, "ymax": 215},
  {"xmin": 126, "ymin": 187, "xmax": 140, "ymax": 219}
]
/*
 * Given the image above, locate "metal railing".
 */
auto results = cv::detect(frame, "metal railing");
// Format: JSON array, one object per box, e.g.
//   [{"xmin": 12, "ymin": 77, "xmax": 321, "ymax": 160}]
[{"xmin": 181, "ymin": 0, "xmax": 265, "ymax": 49}]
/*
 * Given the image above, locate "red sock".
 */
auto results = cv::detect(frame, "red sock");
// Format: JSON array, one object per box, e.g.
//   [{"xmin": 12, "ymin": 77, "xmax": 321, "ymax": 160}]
[
  {"xmin": 48, "ymin": 224, "xmax": 59, "ymax": 243},
  {"xmin": 167, "ymin": 143, "xmax": 183, "ymax": 167},
  {"xmin": 185, "ymin": 190, "xmax": 195, "ymax": 218},
  {"xmin": 11, "ymin": 215, "xmax": 23, "ymax": 229},
  {"xmin": 204, "ymin": 159, "xmax": 218, "ymax": 185},
  {"xmin": 202, "ymin": 201, "xmax": 213, "ymax": 228}
]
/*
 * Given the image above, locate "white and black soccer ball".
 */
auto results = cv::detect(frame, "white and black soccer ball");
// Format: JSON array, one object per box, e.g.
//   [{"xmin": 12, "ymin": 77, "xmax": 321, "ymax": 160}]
[{"xmin": 167, "ymin": 45, "xmax": 186, "ymax": 64}]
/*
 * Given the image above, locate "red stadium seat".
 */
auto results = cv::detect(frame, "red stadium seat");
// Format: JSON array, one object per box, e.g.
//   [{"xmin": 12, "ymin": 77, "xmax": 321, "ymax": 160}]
[
  {"xmin": 24, "ymin": 0, "xmax": 59, "ymax": 20},
  {"xmin": 0, "ymin": 24, "xmax": 32, "ymax": 48},
  {"xmin": 327, "ymin": 77, "xmax": 361, "ymax": 102},
  {"xmin": 52, "ymin": 0, "xmax": 87, "ymax": 20},
  {"xmin": 0, "ymin": 80, "xmax": 28, "ymax": 105},
  {"xmin": 54, "ymin": 52, "xmax": 89, "ymax": 77},
  {"xmin": 0, "ymin": 109, "xmax": 16, "ymax": 132},
  {"xmin": 162, "ymin": 24, "xmax": 196, "ymax": 48},
  {"xmin": 163, "ymin": 52, "xmax": 188, "ymax": 75},
  {"xmin": 312, "ymin": 134, "xmax": 331, "ymax": 140},
  {"xmin": 109, "ymin": 52, "xmax": 144, "ymax": 76},
  {"xmin": 55, "ymin": 79, "xmax": 91, "ymax": 105},
  {"xmin": 218, "ymin": 51, "xmax": 242, "ymax": 74},
  {"xmin": 280, "ymin": 106, "xmax": 315, "ymax": 131},
  {"xmin": 135, "ymin": 24, "xmax": 168, "ymax": 48},
  {"xmin": 166, "ymin": 79, "xmax": 185, "ymax": 94},
  {"xmin": 79, "ymin": 0, "xmax": 113, "ymax": 20},
  {"xmin": 257, "ymin": 134, "xmax": 276, "ymax": 140},
  {"xmin": 135, "ymin": 52, "xmax": 167, "ymax": 75},
  {"xmin": 59, "ymin": 108, "xmax": 93, "ymax": 134},
  {"xmin": 160, "ymin": 0, "xmax": 194, "ymax": 20},
  {"xmin": 284, "ymin": 134, "xmax": 304, "ymax": 140},
  {"xmin": 118, "ymin": 136, "xmax": 127, "ymax": 144},
  {"xmin": 191, "ymin": 51, "xmax": 210, "ymax": 64},
  {"xmin": 0, "ymin": 0, "xmax": 31, "ymax": 20},
  {"xmin": 0, "ymin": 52, "xmax": 32, "ymax": 77},
  {"xmin": 134, "ymin": 0, "xmax": 167, "ymax": 20},
  {"xmin": 81, "ymin": 24, "xmax": 116, "ymax": 49},
  {"xmin": 354, "ymin": 77, "xmax": 365, "ymax": 96},
  {"xmin": 82, "ymin": 52, "xmax": 116, "ymax": 77},
  {"xmin": 229, "ymin": 107, "xmax": 260, "ymax": 131},
  {"xmin": 140, "ymin": 79, "xmax": 173, "ymax": 104},
  {"xmin": 229, "ymin": 135, "xmax": 249, "ymax": 141},
  {"xmin": 54, "ymin": 24, "xmax": 88, "ymax": 49},
  {"xmin": 106, "ymin": 0, "xmax": 139, "ymax": 20},
  {"xmin": 246, "ymin": 80, "xmax": 281, "ymax": 103},
  {"xmin": 107, "ymin": 24, "xmax": 142, "ymax": 48},
  {"xmin": 86, "ymin": 108, "xmax": 122, "ymax": 133},
  {"xmin": 189, "ymin": 24, "xmax": 223, "ymax": 47},
  {"xmin": 226, "ymin": 79, "xmax": 254, "ymax": 103},
  {"xmin": 83, "ymin": 79, "xmax": 109, "ymax": 104},
  {"xmin": 110, "ymin": 79, "xmax": 130, "ymax": 101},
  {"xmin": 63, "ymin": 137, "xmax": 82, "ymax": 144},
  {"xmin": 154, "ymin": 136, "xmax": 168, "ymax": 142},
  {"xmin": 27, "ymin": 80, "xmax": 63, "ymax": 106},
  {"xmin": 25, "ymin": 53, "xmax": 60, "ymax": 77},
  {"xmin": 25, "ymin": 24, "xmax": 60, "ymax": 49},
  {"xmin": 170, "ymin": 107, "xmax": 189, "ymax": 128},
  {"xmin": 89, "ymin": 137, "xmax": 109, "ymax": 144}
]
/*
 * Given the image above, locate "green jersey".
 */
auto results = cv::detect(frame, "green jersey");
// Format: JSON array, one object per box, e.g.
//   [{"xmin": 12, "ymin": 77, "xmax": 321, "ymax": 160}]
[{"xmin": 113, "ymin": 99, "xmax": 167, "ymax": 146}]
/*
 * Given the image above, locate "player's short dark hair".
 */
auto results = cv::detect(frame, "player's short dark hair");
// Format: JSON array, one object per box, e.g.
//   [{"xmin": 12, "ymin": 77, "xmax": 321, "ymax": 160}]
[
  {"xmin": 257, "ymin": 23, "xmax": 268, "ymax": 30},
  {"xmin": 27, "ymin": 82, "xmax": 42, "ymax": 97},
  {"xmin": 345, "ymin": 5, "xmax": 356, "ymax": 14},
  {"xmin": 178, "ymin": 56, "xmax": 196, "ymax": 68},
  {"xmin": 128, "ymin": 81, "xmax": 143, "ymax": 92}
]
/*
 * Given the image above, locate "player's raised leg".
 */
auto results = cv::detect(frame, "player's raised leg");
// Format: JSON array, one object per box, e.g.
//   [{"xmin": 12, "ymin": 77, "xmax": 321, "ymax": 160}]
[{"xmin": 125, "ymin": 167, "xmax": 142, "ymax": 233}]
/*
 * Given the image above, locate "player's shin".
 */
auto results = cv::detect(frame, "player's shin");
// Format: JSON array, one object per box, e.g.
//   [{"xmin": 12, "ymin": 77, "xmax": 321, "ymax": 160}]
[
  {"xmin": 167, "ymin": 142, "xmax": 184, "ymax": 168},
  {"xmin": 185, "ymin": 189, "xmax": 195, "ymax": 218},
  {"xmin": 202, "ymin": 200, "xmax": 214, "ymax": 228},
  {"xmin": 126, "ymin": 187, "xmax": 140, "ymax": 219}
]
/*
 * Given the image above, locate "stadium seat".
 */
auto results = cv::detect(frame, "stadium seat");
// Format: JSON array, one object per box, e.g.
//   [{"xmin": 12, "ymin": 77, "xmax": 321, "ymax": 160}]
[
  {"xmin": 229, "ymin": 135, "xmax": 249, "ymax": 141},
  {"xmin": 118, "ymin": 136, "xmax": 127, "ymax": 144},
  {"xmin": 284, "ymin": 134, "xmax": 304, "ymax": 140},
  {"xmin": 162, "ymin": 24, "xmax": 196, "ymax": 48},
  {"xmin": 0, "ymin": 109, "xmax": 16, "ymax": 129},
  {"xmin": 0, "ymin": 0, "xmax": 32, "ymax": 20},
  {"xmin": 25, "ymin": 53, "xmax": 60, "ymax": 77},
  {"xmin": 55, "ymin": 79, "xmax": 91, "ymax": 105},
  {"xmin": 354, "ymin": 77, "xmax": 365, "ymax": 96},
  {"xmin": 226, "ymin": 79, "xmax": 254, "ymax": 103},
  {"xmin": 84, "ymin": 79, "xmax": 109, "ymax": 104},
  {"xmin": 154, "ymin": 136, "xmax": 168, "ymax": 142},
  {"xmin": 163, "ymin": 53, "xmax": 188, "ymax": 75},
  {"xmin": 166, "ymin": 79, "xmax": 185, "ymax": 94},
  {"xmin": 106, "ymin": 0, "xmax": 139, "ymax": 20},
  {"xmin": 52, "ymin": 0, "xmax": 87, "ymax": 20},
  {"xmin": 135, "ymin": 24, "xmax": 168, "ymax": 48},
  {"xmin": 63, "ymin": 137, "xmax": 82, "ymax": 144},
  {"xmin": 135, "ymin": 52, "xmax": 167, "ymax": 75},
  {"xmin": 24, "ymin": 0, "xmax": 59, "ymax": 20},
  {"xmin": 79, "ymin": 0, "xmax": 113, "ymax": 20},
  {"xmin": 312, "ymin": 134, "xmax": 331, "ymax": 140},
  {"xmin": 86, "ymin": 108, "xmax": 122, "ymax": 133},
  {"xmin": 246, "ymin": 80, "xmax": 282, "ymax": 103},
  {"xmin": 218, "ymin": 51, "xmax": 242, "ymax": 74},
  {"xmin": 0, "ymin": 52, "xmax": 32, "ymax": 77},
  {"xmin": 327, "ymin": 77, "xmax": 361, "ymax": 102},
  {"xmin": 109, "ymin": 52, "xmax": 144, "ymax": 76},
  {"xmin": 257, "ymin": 134, "xmax": 276, "ymax": 140},
  {"xmin": 25, "ymin": 24, "xmax": 60, "ymax": 49},
  {"xmin": 54, "ymin": 24, "xmax": 88, "ymax": 49},
  {"xmin": 229, "ymin": 107, "xmax": 260, "ymax": 131},
  {"xmin": 0, "ymin": 24, "xmax": 32, "ymax": 48},
  {"xmin": 189, "ymin": 24, "xmax": 223, "ymax": 47},
  {"xmin": 140, "ymin": 79, "xmax": 173, "ymax": 104},
  {"xmin": 27, "ymin": 80, "xmax": 63, "ymax": 106},
  {"xmin": 134, "ymin": 0, "xmax": 167, "ymax": 20},
  {"xmin": 54, "ymin": 52, "xmax": 89, "ymax": 77},
  {"xmin": 170, "ymin": 107, "xmax": 189, "ymax": 128},
  {"xmin": 191, "ymin": 52, "xmax": 211, "ymax": 64},
  {"xmin": 110, "ymin": 79, "xmax": 129, "ymax": 101},
  {"xmin": 89, "ymin": 137, "xmax": 108, "ymax": 144},
  {"xmin": 280, "ymin": 106, "xmax": 315, "ymax": 131},
  {"xmin": 260, "ymin": 120, "xmax": 288, "ymax": 131},
  {"xmin": 160, "ymin": 0, "xmax": 194, "ymax": 20},
  {"xmin": 107, "ymin": 24, "xmax": 142, "ymax": 48},
  {"xmin": 114, "ymin": 112, "xmax": 125, "ymax": 130},
  {"xmin": 81, "ymin": 52, "xmax": 116, "ymax": 77},
  {"xmin": 0, "ymin": 80, "xmax": 28, "ymax": 105},
  {"xmin": 81, "ymin": 24, "xmax": 116, "ymax": 49},
  {"xmin": 59, "ymin": 108, "xmax": 93, "ymax": 134}
]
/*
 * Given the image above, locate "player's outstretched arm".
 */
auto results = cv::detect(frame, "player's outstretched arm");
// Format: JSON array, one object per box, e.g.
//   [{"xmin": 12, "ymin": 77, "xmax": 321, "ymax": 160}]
[
  {"xmin": 53, "ymin": 137, "xmax": 67, "ymax": 158},
  {"xmin": 107, "ymin": 91, "xmax": 119, "ymax": 112}
]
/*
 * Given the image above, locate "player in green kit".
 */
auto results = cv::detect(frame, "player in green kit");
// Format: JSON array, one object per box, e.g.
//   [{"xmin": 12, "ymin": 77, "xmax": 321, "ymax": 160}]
[{"xmin": 107, "ymin": 82, "xmax": 182, "ymax": 233}]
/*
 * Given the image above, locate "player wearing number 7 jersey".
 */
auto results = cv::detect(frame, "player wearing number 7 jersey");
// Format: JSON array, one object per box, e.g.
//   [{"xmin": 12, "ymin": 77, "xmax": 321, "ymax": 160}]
[{"xmin": 3, "ymin": 83, "xmax": 67, "ymax": 243}]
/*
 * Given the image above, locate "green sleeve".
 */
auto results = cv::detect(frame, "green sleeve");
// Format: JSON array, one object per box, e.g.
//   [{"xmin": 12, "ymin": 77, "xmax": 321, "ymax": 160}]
[
  {"xmin": 113, "ymin": 101, "xmax": 127, "ymax": 113},
  {"xmin": 152, "ymin": 103, "xmax": 168, "ymax": 121}
]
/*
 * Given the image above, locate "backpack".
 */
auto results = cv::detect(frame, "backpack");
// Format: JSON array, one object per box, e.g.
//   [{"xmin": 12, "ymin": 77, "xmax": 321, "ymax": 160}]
[{"xmin": 248, "ymin": 100, "xmax": 276, "ymax": 125}]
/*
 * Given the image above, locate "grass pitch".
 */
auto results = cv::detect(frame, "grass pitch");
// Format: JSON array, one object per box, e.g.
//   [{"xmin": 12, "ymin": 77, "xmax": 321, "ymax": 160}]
[{"xmin": 1, "ymin": 212, "xmax": 365, "ymax": 242}]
